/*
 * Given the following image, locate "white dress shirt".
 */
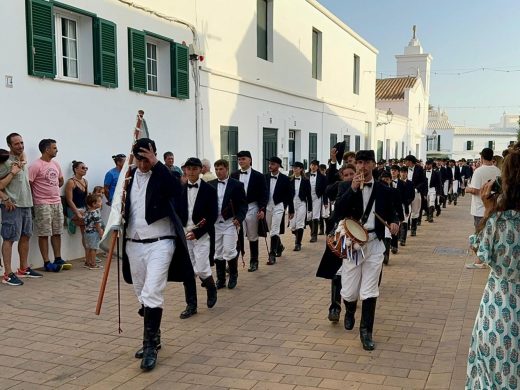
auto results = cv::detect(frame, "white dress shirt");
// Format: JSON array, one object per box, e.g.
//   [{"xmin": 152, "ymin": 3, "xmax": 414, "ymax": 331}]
[
  {"xmin": 362, "ymin": 178, "xmax": 376, "ymax": 230},
  {"xmin": 238, "ymin": 167, "xmax": 251, "ymax": 195},
  {"xmin": 216, "ymin": 178, "xmax": 228, "ymax": 221},
  {"xmin": 186, "ymin": 178, "xmax": 201, "ymax": 231}
]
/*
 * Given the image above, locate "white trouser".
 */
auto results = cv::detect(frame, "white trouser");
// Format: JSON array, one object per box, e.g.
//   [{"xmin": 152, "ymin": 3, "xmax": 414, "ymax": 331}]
[
  {"xmin": 242, "ymin": 202, "xmax": 259, "ymax": 241},
  {"xmin": 443, "ymin": 180, "xmax": 449, "ymax": 196},
  {"xmin": 127, "ymin": 239, "xmax": 175, "ymax": 308},
  {"xmin": 266, "ymin": 202, "xmax": 284, "ymax": 237},
  {"xmin": 460, "ymin": 176, "xmax": 466, "ymax": 189},
  {"xmin": 290, "ymin": 198, "xmax": 306, "ymax": 231},
  {"xmin": 427, "ymin": 189, "xmax": 436, "ymax": 207},
  {"xmin": 410, "ymin": 191, "xmax": 422, "ymax": 219},
  {"xmin": 214, "ymin": 220, "xmax": 238, "ymax": 261},
  {"xmin": 311, "ymin": 195, "xmax": 322, "ymax": 220},
  {"xmin": 186, "ymin": 233, "xmax": 212, "ymax": 278},
  {"xmin": 340, "ymin": 237, "xmax": 385, "ymax": 301},
  {"xmin": 450, "ymin": 180, "xmax": 459, "ymax": 195},
  {"xmin": 321, "ymin": 203, "xmax": 330, "ymax": 219},
  {"xmin": 402, "ymin": 204, "xmax": 410, "ymax": 222}
]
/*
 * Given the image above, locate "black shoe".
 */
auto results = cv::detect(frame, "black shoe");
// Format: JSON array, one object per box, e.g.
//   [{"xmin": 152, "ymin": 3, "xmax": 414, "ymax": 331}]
[
  {"xmin": 267, "ymin": 254, "xmax": 276, "ymax": 265},
  {"xmin": 293, "ymin": 243, "xmax": 301, "ymax": 251},
  {"xmin": 411, "ymin": 230, "xmax": 417, "ymax": 237},
  {"xmin": 399, "ymin": 240, "xmax": 406, "ymax": 246},
  {"xmin": 360, "ymin": 328, "xmax": 375, "ymax": 351},
  {"xmin": 436, "ymin": 206, "xmax": 441, "ymax": 217},
  {"xmin": 275, "ymin": 243, "xmax": 285, "ymax": 257},
  {"xmin": 391, "ymin": 247, "xmax": 398, "ymax": 255},
  {"xmin": 201, "ymin": 276, "xmax": 217, "ymax": 308},
  {"xmin": 179, "ymin": 305, "xmax": 197, "ymax": 319},
  {"xmin": 328, "ymin": 308, "xmax": 340, "ymax": 323},
  {"xmin": 248, "ymin": 260, "xmax": 258, "ymax": 272},
  {"xmin": 135, "ymin": 329, "xmax": 161, "ymax": 359}
]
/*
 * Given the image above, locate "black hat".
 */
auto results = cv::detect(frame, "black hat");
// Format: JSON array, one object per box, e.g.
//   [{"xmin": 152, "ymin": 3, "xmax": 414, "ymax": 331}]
[
  {"xmin": 377, "ymin": 159, "xmax": 386, "ymax": 165},
  {"xmin": 132, "ymin": 138, "xmax": 156, "ymax": 160},
  {"xmin": 399, "ymin": 166, "xmax": 408, "ymax": 172},
  {"xmin": 404, "ymin": 155, "xmax": 417, "ymax": 164},
  {"xmin": 310, "ymin": 159, "xmax": 320, "ymax": 166},
  {"xmin": 390, "ymin": 164, "xmax": 400, "ymax": 171},
  {"xmin": 355, "ymin": 150, "xmax": 376, "ymax": 162},
  {"xmin": 480, "ymin": 147, "xmax": 493, "ymax": 161},
  {"xmin": 426, "ymin": 159, "xmax": 434, "ymax": 165},
  {"xmin": 183, "ymin": 157, "xmax": 203, "ymax": 168},
  {"xmin": 380, "ymin": 170, "xmax": 391, "ymax": 179},
  {"xmin": 237, "ymin": 150, "xmax": 252, "ymax": 159},
  {"xmin": 292, "ymin": 161, "xmax": 304, "ymax": 169},
  {"xmin": 112, "ymin": 153, "xmax": 126, "ymax": 161},
  {"xmin": 267, "ymin": 156, "xmax": 283, "ymax": 168}
]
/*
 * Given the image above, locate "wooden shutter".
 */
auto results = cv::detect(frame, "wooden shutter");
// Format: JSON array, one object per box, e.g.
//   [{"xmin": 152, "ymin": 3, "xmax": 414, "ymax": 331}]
[
  {"xmin": 128, "ymin": 28, "xmax": 146, "ymax": 92},
  {"xmin": 26, "ymin": 0, "xmax": 55, "ymax": 78},
  {"xmin": 171, "ymin": 42, "xmax": 189, "ymax": 99},
  {"xmin": 93, "ymin": 18, "xmax": 118, "ymax": 87}
]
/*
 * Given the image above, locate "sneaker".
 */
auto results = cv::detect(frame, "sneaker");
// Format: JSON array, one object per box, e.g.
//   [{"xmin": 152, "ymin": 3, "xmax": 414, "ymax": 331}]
[
  {"xmin": 465, "ymin": 263, "xmax": 487, "ymax": 269},
  {"xmin": 54, "ymin": 259, "xmax": 72, "ymax": 270},
  {"xmin": 95, "ymin": 257, "xmax": 102, "ymax": 264},
  {"xmin": 2, "ymin": 272, "xmax": 24, "ymax": 286},
  {"xmin": 88, "ymin": 265, "xmax": 103, "ymax": 270},
  {"xmin": 44, "ymin": 262, "xmax": 63, "ymax": 272},
  {"xmin": 16, "ymin": 267, "xmax": 43, "ymax": 278}
]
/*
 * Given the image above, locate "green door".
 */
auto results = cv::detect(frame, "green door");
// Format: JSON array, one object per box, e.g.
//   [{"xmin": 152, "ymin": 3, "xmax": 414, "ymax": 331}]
[{"xmin": 263, "ymin": 128, "xmax": 278, "ymax": 173}]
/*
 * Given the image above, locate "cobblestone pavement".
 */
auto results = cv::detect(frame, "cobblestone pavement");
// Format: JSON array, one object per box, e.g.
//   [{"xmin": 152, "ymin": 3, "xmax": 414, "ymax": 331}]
[{"xmin": 0, "ymin": 195, "xmax": 487, "ymax": 389}]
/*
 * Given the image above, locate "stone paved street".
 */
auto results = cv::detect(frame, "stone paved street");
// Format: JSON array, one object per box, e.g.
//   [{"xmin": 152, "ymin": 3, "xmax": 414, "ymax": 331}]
[{"xmin": 0, "ymin": 195, "xmax": 487, "ymax": 389}]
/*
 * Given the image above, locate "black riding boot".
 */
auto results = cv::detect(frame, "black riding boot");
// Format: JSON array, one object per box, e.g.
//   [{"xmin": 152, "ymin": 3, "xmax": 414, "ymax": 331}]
[
  {"xmin": 411, "ymin": 218, "xmax": 418, "ymax": 236},
  {"xmin": 310, "ymin": 219, "xmax": 318, "ymax": 242},
  {"xmin": 359, "ymin": 298, "xmax": 377, "ymax": 351},
  {"xmin": 318, "ymin": 218, "xmax": 325, "ymax": 235},
  {"xmin": 417, "ymin": 210, "xmax": 423, "ymax": 226},
  {"xmin": 328, "ymin": 275, "xmax": 342, "ymax": 322},
  {"xmin": 141, "ymin": 307, "xmax": 162, "ymax": 371},
  {"xmin": 227, "ymin": 255, "xmax": 239, "ymax": 289},
  {"xmin": 435, "ymin": 203, "xmax": 441, "ymax": 217},
  {"xmin": 180, "ymin": 278, "xmax": 198, "ymax": 319},
  {"xmin": 453, "ymin": 193, "xmax": 458, "ymax": 205},
  {"xmin": 201, "ymin": 275, "xmax": 217, "ymax": 308},
  {"xmin": 343, "ymin": 300, "xmax": 357, "ymax": 330},
  {"xmin": 267, "ymin": 236, "xmax": 278, "ymax": 265},
  {"xmin": 248, "ymin": 240, "xmax": 259, "ymax": 272},
  {"xmin": 135, "ymin": 305, "xmax": 161, "ymax": 359},
  {"xmin": 399, "ymin": 222, "xmax": 407, "ymax": 246},
  {"xmin": 293, "ymin": 228, "xmax": 302, "ymax": 251},
  {"xmin": 275, "ymin": 236, "xmax": 285, "ymax": 257},
  {"xmin": 215, "ymin": 260, "xmax": 227, "ymax": 289},
  {"xmin": 383, "ymin": 237, "xmax": 391, "ymax": 265},
  {"xmin": 428, "ymin": 206, "xmax": 435, "ymax": 222},
  {"xmin": 390, "ymin": 234, "xmax": 398, "ymax": 254}
]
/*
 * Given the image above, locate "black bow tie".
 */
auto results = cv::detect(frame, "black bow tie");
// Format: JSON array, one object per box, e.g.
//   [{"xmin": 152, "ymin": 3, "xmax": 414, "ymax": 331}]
[
  {"xmin": 187, "ymin": 183, "xmax": 198, "ymax": 189},
  {"xmin": 271, "ymin": 176, "xmax": 277, "ymax": 180},
  {"xmin": 426, "ymin": 170, "xmax": 432, "ymax": 173},
  {"xmin": 294, "ymin": 177, "xmax": 301, "ymax": 180},
  {"xmin": 310, "ymin": 173, "xmax": 316, "ymax": 177},
  {"xmin": 218, "ymin": 181, "xmax": 226, "ymax": 184},
  {"xmin": 239, "ymin": 171, "xmax": 248, "ymax": 175},
  {"xmin": 363, "ymin": 182, "xmax": 373, "ymax": 188}
]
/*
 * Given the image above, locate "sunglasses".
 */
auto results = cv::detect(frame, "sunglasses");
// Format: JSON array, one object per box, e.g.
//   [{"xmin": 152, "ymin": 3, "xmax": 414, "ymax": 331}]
[{"xmin": 81, "ymin": 166, "xmax": 88, "ymax": 170}]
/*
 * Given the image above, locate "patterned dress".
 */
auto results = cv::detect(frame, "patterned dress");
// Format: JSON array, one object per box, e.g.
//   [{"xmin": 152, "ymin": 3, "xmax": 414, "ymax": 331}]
[{"xmin": 466, "ymin": 210, "xmax": 520, "ymax": 390}]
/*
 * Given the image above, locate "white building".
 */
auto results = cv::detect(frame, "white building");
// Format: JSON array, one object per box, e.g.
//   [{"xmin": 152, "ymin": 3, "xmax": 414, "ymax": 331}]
[
  {"xmin": 426, "ymin": 109, "xmax": 517, "ymax": 160},
  {"xmin": 374, "ymin": 28, "xmax": 432, "ymax": 161},
  {"xmin": 1, "ymin": 0, "xmax": 377, "ymax": 266}
]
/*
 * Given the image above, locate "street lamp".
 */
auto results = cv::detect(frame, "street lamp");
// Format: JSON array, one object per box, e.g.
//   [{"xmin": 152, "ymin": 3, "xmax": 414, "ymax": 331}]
[{"xmin": 376, "ymin": 108, "xmax": 393, "ymax": 127}]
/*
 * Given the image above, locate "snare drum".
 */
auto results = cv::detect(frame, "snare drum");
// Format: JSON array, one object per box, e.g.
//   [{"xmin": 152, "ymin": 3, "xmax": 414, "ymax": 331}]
[{"xmin": 326, "ymin": 218, "xmax": 368, "ymax": 259}]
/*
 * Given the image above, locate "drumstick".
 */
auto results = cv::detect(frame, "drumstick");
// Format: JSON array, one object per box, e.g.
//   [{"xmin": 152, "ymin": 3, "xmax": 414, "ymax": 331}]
[
  {"xmin": 373, "ymin": 212, "xmax": 391, "ymax": 230},
  {"xmin": 360, "ymin": 170, "xmax": 365, "ymax": 190}
]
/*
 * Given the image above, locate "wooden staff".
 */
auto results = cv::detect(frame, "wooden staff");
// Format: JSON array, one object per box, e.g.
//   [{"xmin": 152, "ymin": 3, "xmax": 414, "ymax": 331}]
[{"xmin": 95, "ymin": 111, "xmax": 143, "ymax": 317}]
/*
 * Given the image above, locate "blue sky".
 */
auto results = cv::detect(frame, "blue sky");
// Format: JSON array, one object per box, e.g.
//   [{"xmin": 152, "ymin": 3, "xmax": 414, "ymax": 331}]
[{"xmin": 318, "ymin": 0, "xmax": 520, "ymax": 128}]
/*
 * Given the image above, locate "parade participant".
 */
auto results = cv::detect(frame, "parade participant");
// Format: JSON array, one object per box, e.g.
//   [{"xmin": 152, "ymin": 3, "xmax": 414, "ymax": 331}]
[
  {"xmin": 378, "ymin": 170, "xmax": 403, "ymax": 264},
  {"xmin": 448, "ymin": 159, "xmax": 462, "ymax": 205},
  {"xmin": 460, "ymin": 159, "xmax": 472, "ymax": 196},
  {"xmin": 404, "ymin": 155, "xmax": 426, "ymax": 236},
  {"xmin": 306, "ymin": 160, "xmax": 327, "ymax": 242},
  {"xmin": 440, "ymin": 159, "xmax": 450, "ymax": 208},
  {"xmin": 327, "ymin": 142, "xmax": 355, "ymax": 183},
  {"xmin": 163, "ymin": 151, "xmax": 182, "ymax": 177},
  {"xmin": 176, "ymin": 157, "xmax": 218, "ymax": 318},
  {"xmin": 208, "ymin": 159, "xmax": 247, "ymax": 289},
  {"xmin": 0, "ymin": 135, "xmax": 43, "ymax": 285},
  {"xmin": 122, "ymin": 138, "xmax": 193, "ymax": 371},
  {"xmin": 465, "ymin": 148, "xmax": 501, "ymax": 269},
  {"xmin": 289, "ymin": 162, "xmax": 311, "ymax": 251},
  {"xmin": 104, "ymin": 154, "xmax": 125, "ymax": 206},
  {"xmin": 29, "ymin": 139, "xmax": 72, "ymax": 271},
  {"xmin": 230, "ymin": 151, "xmax": 268, "ymax": 272},
  {"xmin": 424, "ymin": 160, "xmax": 441, "ymax": 223},
  {"xmin": 466, "ymin": 148, "xmax": 520, "ymax": 389},
  {"xmin": 389, "ymin": 165, "xmax": 404, "ymax": 254},
  {"xmin": 318, "ymin": 150, "xmax": 399, "ymax": 350},
  {"xmin": 201, "ymin": 159, "xmax": 217, "ymax": 182},
  {"xmin": 397, "ymin": 166, "xmax": 414, "ymax": 246},
  {"xmin": 265, "ymin": 157, "xmax": 294, "ymax": 265}
]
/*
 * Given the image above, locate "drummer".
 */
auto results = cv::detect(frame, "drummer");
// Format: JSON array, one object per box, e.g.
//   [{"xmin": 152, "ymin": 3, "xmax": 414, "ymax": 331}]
[{"xmin": 330, "ymin": 150, "xmax": 399, "ymax": 351}]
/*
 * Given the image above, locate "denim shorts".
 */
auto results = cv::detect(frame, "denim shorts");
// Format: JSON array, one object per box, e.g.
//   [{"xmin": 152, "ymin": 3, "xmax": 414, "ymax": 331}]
[
  {"xmin": 85, "ymin": 231, "xmax": 101, "ymax": 250},
  {"xmin": 1, "ymin": 206, "xmax": 33, "ymax": 241}
]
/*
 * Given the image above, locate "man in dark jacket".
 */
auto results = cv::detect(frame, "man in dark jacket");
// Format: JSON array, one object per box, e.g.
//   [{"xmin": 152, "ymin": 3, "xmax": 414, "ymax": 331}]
[
  {"xmin": 122, "ymin": 138, "xmax": 194, "ymax": 371},
  {"xmin": 289, "ymin": 162, "xmax": 311, "ymax": 251},
  {"xmin": 306, "ymin": 160, "xmax": 328, "ymax": 242}
]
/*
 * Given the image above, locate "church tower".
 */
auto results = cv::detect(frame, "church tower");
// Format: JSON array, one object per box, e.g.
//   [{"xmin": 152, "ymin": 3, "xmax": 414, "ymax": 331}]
[{"xmin": 395, "ymin": 26, "xmax": 433, "ymax": 97}]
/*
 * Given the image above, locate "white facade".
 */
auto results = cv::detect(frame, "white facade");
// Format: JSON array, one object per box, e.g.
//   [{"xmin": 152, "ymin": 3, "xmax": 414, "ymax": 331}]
[
  {"xmin": 0, "ymin": 0, "xmax": 377, "ymax": 266},
  {"xmin": 426, "ymin": 109, "xmax": 517, "ymax": 160}
]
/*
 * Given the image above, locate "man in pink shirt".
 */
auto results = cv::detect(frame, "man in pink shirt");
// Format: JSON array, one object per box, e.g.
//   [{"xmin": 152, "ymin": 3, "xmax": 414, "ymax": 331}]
[{"xmin": 28, "ymin": 139, "xmax": 70, "ymax": 272}]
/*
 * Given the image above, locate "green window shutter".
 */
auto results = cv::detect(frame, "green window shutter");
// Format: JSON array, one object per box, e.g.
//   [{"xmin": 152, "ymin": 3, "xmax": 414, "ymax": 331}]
[
  {"xmin": 128, "ymin": 28, "xmax": 146, "ymax": 92},
  {"xmin": 26, "ymin": 0, "xmax": 55, "ymax": 78},
  {"xmin": 171, "ymin": 42, "xmax": 189, "ymax": 99},
  {"xmin": 93, "ymin": 18, "xmax": 118, "ymax": 88}
]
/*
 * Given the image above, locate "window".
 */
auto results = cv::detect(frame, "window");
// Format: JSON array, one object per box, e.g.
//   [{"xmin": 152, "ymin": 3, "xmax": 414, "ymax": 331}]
[
  {"xmin": 330, "ymin": 133, "xmax": 337, "ymax": 148},
  {"xmin": 312, "ymin": 28, "xmax": 322, "ymax": 80},
  {"xmin": 488, "ymin": 140, "xmax": 495, "ymax": 150},
  {"xmin": 220, "ymin": 126, "xmax": 238, "ymax": 172},
  {"xmin": 128, "ymin": 29, "xmax": 189, "ymax": 98},
  {"xmin": 309, "ymin": 132, "xmax": 318, "ymax": 163},
  {"xmin": 466, "ymin": 140, "xmax": 474, "ymax": 151},
  {"xmin": 353, "ymin": 54, "xmax": 360, "ymax": 94},
  {"xmin": 344, "ymin": 135, "xmax": 351, "ymax": 152},
  {"xmin": 26, "ymin": 0, "xmax": 117, "ymax": 87},
  {"xmin": 355, "ymin": 135, "xmax": 361, "ymax": 151},
  {"xmin": 146, "ymin": 42, "xmax": 158, "ymax": 92},
  {"xmin": 377, "ymin": 141, "xmax": 383, "ymax": 162},
  {"xmin": 257, "ymin": 0, "xmax": 273, "ymax": 61}
]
